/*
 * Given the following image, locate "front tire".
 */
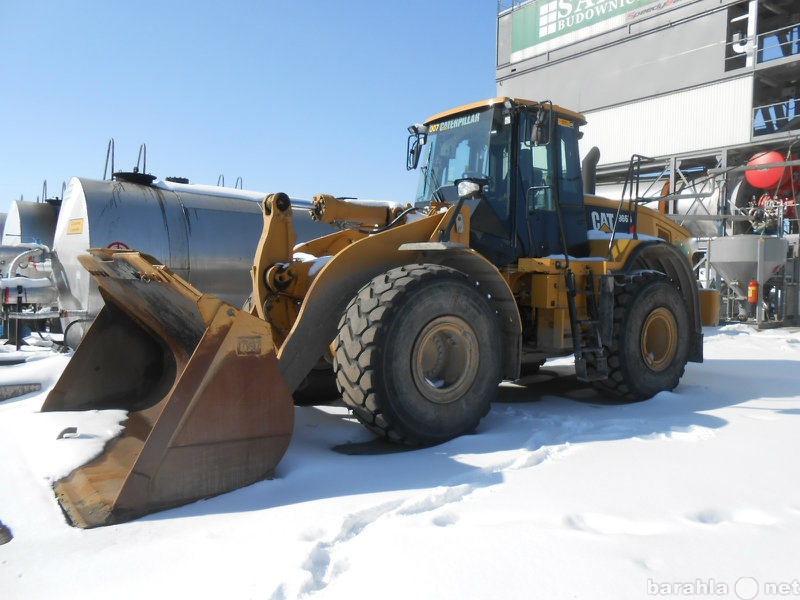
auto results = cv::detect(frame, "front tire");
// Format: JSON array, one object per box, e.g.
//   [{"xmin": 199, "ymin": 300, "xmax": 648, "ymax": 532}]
[
  {"xmin": 334, "ymin": 264, "xmax": 502, "ymax": 446},
  {"xmin": 591, "ymin": 273, "xmax": 690, "ymax": 401}
]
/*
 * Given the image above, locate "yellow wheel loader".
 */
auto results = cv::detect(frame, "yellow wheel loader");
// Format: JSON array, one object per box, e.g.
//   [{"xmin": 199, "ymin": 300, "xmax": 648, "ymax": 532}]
[{"xmin": 42, "ymin": 98, "xmax": 703, "ymax": 527}]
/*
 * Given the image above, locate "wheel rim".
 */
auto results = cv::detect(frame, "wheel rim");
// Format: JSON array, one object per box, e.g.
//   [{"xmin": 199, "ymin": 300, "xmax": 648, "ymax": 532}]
[
  {"xmin": 411, "ymin": 316, "xmax": 479, "ymax": 404},
  {"xmin": 640, "ymin": 307, "xmax": 678, "ymax": 372}
]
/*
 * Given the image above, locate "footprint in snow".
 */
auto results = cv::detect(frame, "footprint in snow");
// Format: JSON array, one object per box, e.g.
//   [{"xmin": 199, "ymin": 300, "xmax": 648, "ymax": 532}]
[
  {"xmin": 689, "ymin": 508, "xmax": 778, "ymax": 526},
  {"xmin": 564, "ymin": 512, "xmax": 668, "ymax": 535}
]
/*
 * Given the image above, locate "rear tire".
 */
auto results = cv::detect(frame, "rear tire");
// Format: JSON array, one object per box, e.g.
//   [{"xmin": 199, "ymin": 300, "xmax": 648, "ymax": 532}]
[
  {"xmin": 591, "ymin": 273, "xmax": 690, "ymax": 401},
  {"xmin": 334, "ymin": 264, "xmax": 502, "ymax": 446}
]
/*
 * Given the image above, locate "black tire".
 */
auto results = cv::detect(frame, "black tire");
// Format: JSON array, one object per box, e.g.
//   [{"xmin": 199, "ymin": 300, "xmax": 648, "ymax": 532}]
[
  {"xmin": 519, "ymin": 358, "xmax": 546, "ymax": 377},
  {"xmin": 292, "ymin": 364, "xmax": 340, "ymax": 406},
  {"xmin": 333, "ymin": 264, "xmax": 502, "ymax": 446},
  {"xmin": 591, "ymin": 273, "xmax": 690, "ymax": 401}
]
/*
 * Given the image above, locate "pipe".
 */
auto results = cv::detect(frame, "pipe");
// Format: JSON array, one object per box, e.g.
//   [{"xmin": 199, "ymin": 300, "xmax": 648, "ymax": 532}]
[
  {"xmin": 7, "ymin": 244, "xmax": 49, "ymax": 277},
  {"xmin": 582, "ymin": 146, "xmax": 601, "ymax": 195}
]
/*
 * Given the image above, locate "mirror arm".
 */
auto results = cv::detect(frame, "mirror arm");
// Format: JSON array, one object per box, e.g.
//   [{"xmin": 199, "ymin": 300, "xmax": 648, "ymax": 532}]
[{"xmin": 440, "ymin": 195, "xmax": 468, "ymax": 242}]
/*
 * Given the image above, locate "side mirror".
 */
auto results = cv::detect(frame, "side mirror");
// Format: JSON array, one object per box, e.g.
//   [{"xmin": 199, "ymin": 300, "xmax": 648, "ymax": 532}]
[
  {"xmin": 406, "ymin": 124, "xmax": 428, "ymax": 171},
  {"xmin": 531, "ymin": 108, "xmax": 551, "ymax": 146},
  {"xmin": 407, "ymin": 135, "xmax": 422, "ymax": 170}
]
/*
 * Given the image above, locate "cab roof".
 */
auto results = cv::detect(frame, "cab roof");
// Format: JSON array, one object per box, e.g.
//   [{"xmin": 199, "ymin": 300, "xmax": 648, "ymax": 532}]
[{"xmin": 424, "ymin": 97, "xmax": 587, "ymax": 127}]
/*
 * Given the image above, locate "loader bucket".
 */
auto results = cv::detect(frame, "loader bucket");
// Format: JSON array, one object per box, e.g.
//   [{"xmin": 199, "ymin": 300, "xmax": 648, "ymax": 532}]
[{"xmin": 41, "ymin": 249, "xmax": 294, "ymax": 528}]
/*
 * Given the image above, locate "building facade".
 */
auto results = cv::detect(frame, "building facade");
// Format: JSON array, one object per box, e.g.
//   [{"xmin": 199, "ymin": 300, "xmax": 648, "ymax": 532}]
[
  {"xmin": 497, "ymin": 0, "xmax": 799, "ymax": 323},
  {"xmin": 497, "ymin": 0, "xmax": 798, "ymax": 191}
]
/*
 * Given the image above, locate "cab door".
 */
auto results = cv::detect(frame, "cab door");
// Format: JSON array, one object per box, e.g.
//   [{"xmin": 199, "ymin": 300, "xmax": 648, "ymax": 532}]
[{"xmin": 518, "ymin": 113, "xmax": 588, "ymax": 258}]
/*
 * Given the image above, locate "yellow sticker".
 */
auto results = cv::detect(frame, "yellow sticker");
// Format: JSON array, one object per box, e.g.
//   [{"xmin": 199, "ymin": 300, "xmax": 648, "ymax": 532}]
[
  {"xmin": 236, "ymin": 336, "xmax": 263, "ymax": 356},
  {"xmin": 558, "ymin": 118, "xmax": 573, "ymax": 128},
  {"xmin": 67, "ymin": 218, "xmax": 84, "ymax": 235}
]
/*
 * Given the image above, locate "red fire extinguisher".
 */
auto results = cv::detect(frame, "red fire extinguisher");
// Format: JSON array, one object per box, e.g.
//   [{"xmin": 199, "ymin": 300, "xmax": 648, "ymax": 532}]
[{"xmin": 748, "ymin": 280, "xmax": 759, "ymax": 305}]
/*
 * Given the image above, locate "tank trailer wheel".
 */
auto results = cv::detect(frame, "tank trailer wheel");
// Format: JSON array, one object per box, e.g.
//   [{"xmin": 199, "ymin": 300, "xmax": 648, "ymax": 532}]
[
  {"xmin": 591, "ymin": 272, "xmax": 690, "ymax": 401},
  {"xmin": 333, "ymin": 264, "xmax": 502, "ymax": 446}
]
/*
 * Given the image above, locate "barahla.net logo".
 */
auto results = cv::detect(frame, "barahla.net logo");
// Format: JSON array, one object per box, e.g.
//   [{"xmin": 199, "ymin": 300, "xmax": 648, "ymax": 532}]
[{"xmin": 648, "ymin": 577, "xmax": 800, "ymax": 598}]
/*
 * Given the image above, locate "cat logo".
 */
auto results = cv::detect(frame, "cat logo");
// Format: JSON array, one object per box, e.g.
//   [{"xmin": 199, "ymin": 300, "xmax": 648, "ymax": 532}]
[{"xmin": 590, "ymin": 210, "xmax": 615, "ymax": 232}]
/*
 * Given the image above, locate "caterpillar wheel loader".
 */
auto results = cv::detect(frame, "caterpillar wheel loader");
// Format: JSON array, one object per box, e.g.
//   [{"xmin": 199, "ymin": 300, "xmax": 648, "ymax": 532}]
[{"xmin": 42, "ymin": 98, "xmax": 703, "ymax": 528}]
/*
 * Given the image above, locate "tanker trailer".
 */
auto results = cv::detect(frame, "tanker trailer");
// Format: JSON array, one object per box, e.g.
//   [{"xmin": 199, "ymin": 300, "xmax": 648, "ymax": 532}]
[
  {"xmin": 0, "ymin": 243, "xmax": 59, "ymax": 344},
  {"xmin": 51, "ymin": 174, "xmax": 337, "ymax": 348},
  {"xmin": 1, "ymin": 199, "xmax": 59, "ymax": 247},
  {"xmin": 0, "ymin": 201, "xmax": 61, "ymax": 344},
  {"xmin": 0, "ymin": 201, "xmax": 58, "ymax": 284}
]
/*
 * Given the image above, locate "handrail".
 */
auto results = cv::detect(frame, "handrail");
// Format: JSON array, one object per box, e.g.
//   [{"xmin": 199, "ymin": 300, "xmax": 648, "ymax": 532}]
[
  {"xmin": 135, "ymin": 143, "xmax": 147, "ymax": 174},
  {"xmin": 608, "ymin": 154, "xmax": 654, "ymax": 259},
  {"xmin": 103, "ymin": 138, "xmax": 115, "ymax": 180}
]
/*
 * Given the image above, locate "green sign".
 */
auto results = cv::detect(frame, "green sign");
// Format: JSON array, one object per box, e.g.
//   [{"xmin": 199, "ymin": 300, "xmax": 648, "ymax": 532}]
[{"xmin": 511, "ymin": 0, "xmax": 669, "ymax": 56}]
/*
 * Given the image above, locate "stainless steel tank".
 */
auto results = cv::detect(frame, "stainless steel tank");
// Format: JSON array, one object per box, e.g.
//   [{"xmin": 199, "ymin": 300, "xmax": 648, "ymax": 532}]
[
  {"xmin": 708, "ymin": 235, "xmax": 789, "ymax": 297},
  {"xmin": 53, "ymin": 176, "xmax": 335, "ymax": 345},
  {"xmin": 2, "ymin": 200, "xmax": 59, "ymax": 246}
]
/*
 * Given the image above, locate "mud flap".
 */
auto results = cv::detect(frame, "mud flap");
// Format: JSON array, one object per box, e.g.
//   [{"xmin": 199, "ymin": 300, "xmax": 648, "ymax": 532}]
[{"xmin": 41, "ymin": 250, "xmax": 294, "ymax": 528}]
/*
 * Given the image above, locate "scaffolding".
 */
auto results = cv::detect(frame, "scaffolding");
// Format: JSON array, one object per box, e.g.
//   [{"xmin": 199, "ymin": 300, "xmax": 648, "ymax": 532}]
[{"xmin": 595, "ymin": 149, "xmax": 799, "ymax": 326}]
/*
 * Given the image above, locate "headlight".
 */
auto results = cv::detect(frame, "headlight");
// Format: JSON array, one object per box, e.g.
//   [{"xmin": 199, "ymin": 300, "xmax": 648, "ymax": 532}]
[{"xmin": 455, "ymin": 178, "xmax": 488, "ymax": 200}]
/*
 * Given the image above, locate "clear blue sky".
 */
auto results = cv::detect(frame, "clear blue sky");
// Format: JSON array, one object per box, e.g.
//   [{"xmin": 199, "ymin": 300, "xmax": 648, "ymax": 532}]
[{"xmin": 0, "ymin": 1, "xmax": 499, "ymax": 214}]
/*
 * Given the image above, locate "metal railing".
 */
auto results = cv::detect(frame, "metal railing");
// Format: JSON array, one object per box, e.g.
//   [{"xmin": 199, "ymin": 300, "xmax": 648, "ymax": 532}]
[
  {"xmin": 753, "ymin": 98, "xmax": 799, "ymax": 137},
  {"xmin": 758, "ymin": 22, "xmax": 800, "ymax": 64},
  {"xmin": 497, "ymin": 0, "xmax": 524, "ymax": 14},
  {"xmin": 725, "ymin": 20, "xmax": 800, "ymax": 70}
]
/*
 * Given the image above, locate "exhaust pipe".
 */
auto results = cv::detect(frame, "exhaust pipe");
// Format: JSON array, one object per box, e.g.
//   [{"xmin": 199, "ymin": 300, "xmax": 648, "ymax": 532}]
[{"xmin": 582, "ymin": 146, "xmax": 601, "ymax": 195}]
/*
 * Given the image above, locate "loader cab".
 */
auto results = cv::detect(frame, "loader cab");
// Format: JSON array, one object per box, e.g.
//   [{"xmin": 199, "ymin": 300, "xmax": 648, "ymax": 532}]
[
  {"xmin": 409, "ymin": 98, "xmax": 589, "ymax": 265},
  {"xmin": 517, "ymin": 104, "xmax": 590, "ymax": 260}
]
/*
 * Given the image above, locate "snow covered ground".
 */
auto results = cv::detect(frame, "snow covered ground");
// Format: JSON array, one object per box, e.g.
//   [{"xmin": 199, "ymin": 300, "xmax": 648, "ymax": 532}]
[{"xmin": 1, "ymin": 324, "xmax": 799, "ymax": 600}]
